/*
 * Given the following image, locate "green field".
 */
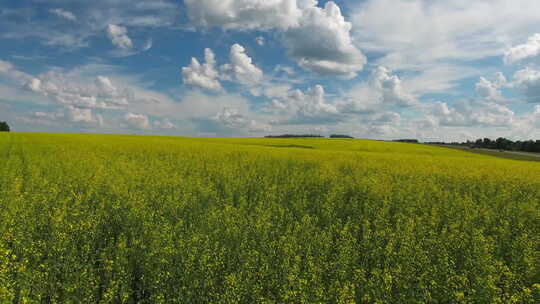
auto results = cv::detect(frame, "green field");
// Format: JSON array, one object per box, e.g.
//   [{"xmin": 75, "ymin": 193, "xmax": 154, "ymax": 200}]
[{"xmin": 1, "ymin": 133, "xmax": 539, "ymax": 303}]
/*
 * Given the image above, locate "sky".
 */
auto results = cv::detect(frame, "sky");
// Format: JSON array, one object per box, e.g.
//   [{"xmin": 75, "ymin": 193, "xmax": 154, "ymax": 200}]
[{"xmin": 1, "ymin": 0, "xmax": 540, "ymax": 141}]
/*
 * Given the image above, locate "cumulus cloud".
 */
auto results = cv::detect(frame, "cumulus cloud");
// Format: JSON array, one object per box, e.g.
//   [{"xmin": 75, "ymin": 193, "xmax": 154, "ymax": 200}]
[
  {"xmin": 213, "ymin": 107, "xmax": 270, "ymax": 132},
  {"xmin": 350, "ymin": 0, "xmax": 540, "ymax": 95},
  {"xmin": 504, "ymin": 33, "xmax": 540, "ymax": 65},
  {"xmin": 32, "ymin": 106, "xmax": 103, "ymax": 126},
  {"xmin": 422, "ymin": 100, "xmax": 515, "ymax": 128},
  {"xmin": 274, "ymin": 65, "xmax": 295, "ymax": 76},
  {"xmin": 27, "ymin": 71, "xmax": 132, "ymax": 109},
  {"xmin": 338, "ymin": 66, "xmax": 418, "ymax": 114},
  {"xmin": 1, "ymin": 1, "xmax": 179, "ymax": 50},
  {"xmin": 534, "ymin": 105, "xmax": 540, "ymax": 127},
  {"xmin": 124, "ymin": 112, "xmax": 150, "ymax": 129},
  {"xmin": 370, "ymin": 67, "xmax": 417, "ymax": 107},
  {"xmin": 0, "ymin": 60, "xmax": 14, "ymax": 73},
  {"xmin": 255, "ymin": 36, "xmax": 265, "ymax": 46},
  {"xmin": 475, "ymin": 72, "xmax": 508, "ymax": 103},
  {"xmin": 282, "ymin": 2, "xmax": 366, "ymax": 77},
  {"xmin": 153, "ymin": 118, "xmax": 176, "ymax": 130},
  {"xmin": 33, "ymin": 110, "xmax": 64, "ymax": 121},
  {"xmin": 184, "ymin": 0, "xmax": 303, "ymax": 30},
  {"xmin": 352, "ymin": 0, "xmax": 540, "ymax": 67},
  {"xmin": 182, "ymin": 44, "xmax": 262, "ymax": 89},
  {"xmin": 251, "ymin": 83, "xmax": 292, "ymax": 100},
  {"xmin": 49, "ymin": 9, "xmax": 77, "ymax": 21},
  {"xmin": 258, "ymin": 67, "xmax": 418, "ymax": 127},
  {"xmin": 512, "ymin": 68, "xmax": 540, "ymax": 103},
  {"xmin": 106, "ymin": 24, "xmax": 133, "ymax": 50},
  {"xmin": 142, "ymin": 39, "xmax": 153, "ymax": 51},
  {"xmin": 265, "ymin": 84, "xmax": 340, "ymax": 124},
  {"xmin": 181, "ymin": 48, "xmax": 222, "ymax": 91},
  {"xmin": 68, "ymin": 106, "xmax": 94, "ymax": 123},
  {"xmin": 221, "ymin": 44, "xmax": 263, "ymax": 85},
  {"xmin": 184, "ymin": 0, "xmax": 366, "ymax": 77},
  {"xmin": 0, "ymin": 2, "xmax": 148, "ymax": 51},
  {"xmin": 0, "ymin": 61, "xmax": 167, "ymax": 121},
  {"xmin": 372, "ymin": 112, "xmax": 401, "ymax": 125},
  {"xmin": 0, "ymin": 59, "xmax": 36, "ymax": 84}
]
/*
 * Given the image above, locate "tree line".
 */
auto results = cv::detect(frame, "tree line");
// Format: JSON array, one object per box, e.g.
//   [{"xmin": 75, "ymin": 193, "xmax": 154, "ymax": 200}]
[
  {"xmin": 0, "ymin": 121, "xmax": 9, "ymax": 132},
  {"xmin": 427, "ymin": 137, "xmax": 540, "ymax": 153}
]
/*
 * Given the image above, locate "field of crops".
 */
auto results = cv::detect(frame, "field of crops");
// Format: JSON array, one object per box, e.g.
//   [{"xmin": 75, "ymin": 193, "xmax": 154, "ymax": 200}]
[{"xmin": 0, "ymin": 133, "xmax": 539, "ymax": 303}]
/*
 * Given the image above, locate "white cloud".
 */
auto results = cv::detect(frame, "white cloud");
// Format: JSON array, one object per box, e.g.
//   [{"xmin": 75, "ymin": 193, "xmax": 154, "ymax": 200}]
[
  {"xmin": 183, "ymin": 44, "xmax": 262, "ymax": 89},
  {"xmin": 512, "ymin": 67, "xmax": 540, "ymax": 103},
  {"xmin": 352, "ymin": 0, "xmax": 540, "ymax": 67},
  {"xmin": 0, "ymin": 59, "xmax": 36, "ymax": 84},
  {"xmin": 258, "ymin": 67, "xmax": 418, "ymax": 127},
  {"xmin": 49, "ymin": 9, "xmax": 77, "ymax": 22},
  {"xmin": 68, "ymin": 106, "xmax": 94, "ymax": 123},
  {"xmin": 255, "ymin": 36, "xmax": 265, "ymax": 46},
  {"xmin": 153, "ymin": 118, "xmax": 176, "ymax": 130},
  {"xmin": 32, "ymin": 106, "xmax": 103, "ymax": 126},
  {"xmin": 221, "ymin": 44, "xmax": 263, "ymax": 85},
  {"xmin": 371, "ymin": 66, "xmax": 417, "ymax": 107},
  {"xmin": 475, "ymin": 72, "xmax": 508, "ymax": 103},
  {"xmin": 184, "ymin": 0, "xmax": 304, "ymax": 30},
  {"xmin": 0, "ymin": 62, "xmax": 169, "ymax": 123},
  {"xmin": 181, "ymin": 48, "xmax": 222, "ymax": 91},
  {"xmin": 124, "ymin": 112, "xmax": 150, "ymax": 129},
  {"xmin": 402, "ymin": 65, "xmax": 480, "ymax": 96},
  {"xmin": 266, "ymin": 84, "xmax": 340, "ymax": 124},
  {"xmin": 184, "ymin": 0, "xmax": 366, "ymax": 77},
  {"xmin": 251, "ymin": 83, "xmax": 292, "ymax": 100},
  {"xmin": 534, "ymin": 105, "xmax": 540, "ymax": 127},
  {"xmin": 142, "ymin": 39, "xmax": 153, "ymax": 51},
  {"xmin": 282, "ymin": 2, "xmax": 366, "ymax": 77},
  {"xmin": 372, "ymin": 112, "xmax": 401, "ymax": 125},
  {"xmin": 28, "ymin": 71, "xmax": 131, "ymax": 109},
  {"xmin": 350, "ymin": 0, "xmax": 540, "ymax": 96},
  {"xmin": 504, "ymin": 33, "xmax": 540, "ymax": 65},
  {"xmin": 213, "ymin": 107, "xmax": 271, "ymax": 132},
  {"xmin": 106, "ymin": 24, "xmax": 133, "ymax": 50},
  {"xmin": 422, "ymin": 100, "xmax": 515, "ymax": 128},
  {"xmin": 0, "ymin": 60, "xmax": 14, "ymax": 73},
  {"xmin": 337, "ymin": 67, "xmax": 419, "ymax": 115},
  {"xmin": 33, "ymin": 110, "xmax": 64, "ymax": 121},
  {"xmin": 0, "ymin": 1, "xmax": 180, "ymax": 50},
  {"xmin": 274, "ymin": 65, "xmax": 295, "ymax": 76}
]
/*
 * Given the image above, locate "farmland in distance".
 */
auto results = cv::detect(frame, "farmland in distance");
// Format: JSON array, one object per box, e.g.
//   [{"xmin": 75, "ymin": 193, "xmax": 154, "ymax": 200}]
[{"xmin": 0, "ymin": 133, "xmax": 539, "ymax": 303}]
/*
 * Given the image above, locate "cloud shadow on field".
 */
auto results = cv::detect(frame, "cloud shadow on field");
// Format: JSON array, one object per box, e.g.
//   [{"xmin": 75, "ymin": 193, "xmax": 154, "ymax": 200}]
[{"xmin": 265, "ymin": 144, "xmax": 315, "ymax": 149}]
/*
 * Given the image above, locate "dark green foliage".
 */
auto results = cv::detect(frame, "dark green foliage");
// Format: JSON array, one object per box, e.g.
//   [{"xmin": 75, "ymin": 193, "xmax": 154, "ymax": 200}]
[
  {"xmin": 330, "ymin": 134, "xmax": 354, "ymax": 139},
  {"xmin": 393, "ymin": 139, "xmax": 419, "ymax": 143},
  {"xmin": 0, "ymin": 121, "xmax": 9, "ymax": 132},
  {"xmin": 429, "ymin": 137, "xmax": 540, "ymax": 153}
]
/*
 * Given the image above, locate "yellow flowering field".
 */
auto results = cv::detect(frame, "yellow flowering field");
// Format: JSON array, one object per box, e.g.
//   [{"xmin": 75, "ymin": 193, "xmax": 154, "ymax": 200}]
[{"xmin": 0, "ymin": 133, "xmax": 539, "ymax": 303}]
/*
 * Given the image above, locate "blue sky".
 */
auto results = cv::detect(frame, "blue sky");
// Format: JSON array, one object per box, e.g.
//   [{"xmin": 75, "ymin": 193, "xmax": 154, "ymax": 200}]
[{"xmin": 1, "ymin": 0, "xmax": 540, "ymax": 141}]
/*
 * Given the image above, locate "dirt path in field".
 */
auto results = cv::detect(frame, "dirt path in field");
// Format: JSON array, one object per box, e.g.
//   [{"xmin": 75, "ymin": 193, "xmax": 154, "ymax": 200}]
[{"xmin": 494, "ymin": 150, "xmax": 540, "ymax": 158}]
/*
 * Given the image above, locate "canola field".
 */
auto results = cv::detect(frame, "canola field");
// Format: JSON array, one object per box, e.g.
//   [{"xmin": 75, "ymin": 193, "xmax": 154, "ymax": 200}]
[{"xmin": 0, "ymin": 133, "xmax": 539, "ymax": 303}]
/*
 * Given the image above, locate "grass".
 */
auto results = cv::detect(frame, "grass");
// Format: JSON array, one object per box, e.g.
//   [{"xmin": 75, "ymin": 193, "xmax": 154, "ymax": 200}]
[{"xmin": 1, "ymin": 133, "xmax": 539, "ymax": 303}]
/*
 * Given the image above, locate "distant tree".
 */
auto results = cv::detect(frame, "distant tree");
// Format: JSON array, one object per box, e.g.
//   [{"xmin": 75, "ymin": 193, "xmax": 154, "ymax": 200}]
[
  {"xmin": 432, "ymin": 137, "xmax": 539, "ymax": 154},
  {"xmin": 393, "ymin": 139, "xmax": 419, "ymax": 143},
  {"xmin": 330, "ymin": 134, "xmax": 354, "ymax": 139},
  {"xmin": 0, "ymin": 121, "xmax": 9, "ymax": 132},
  {"xmin": 495, "ymin": 137, "xmax": 513, "ymax": 150}
]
